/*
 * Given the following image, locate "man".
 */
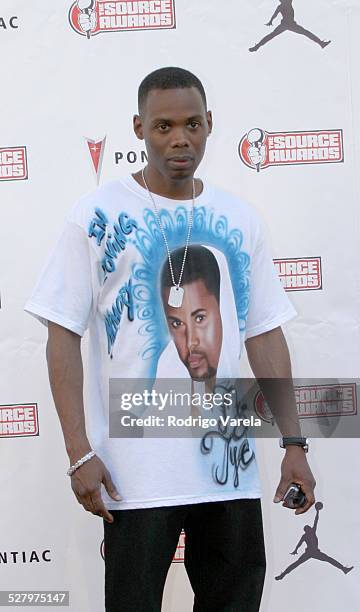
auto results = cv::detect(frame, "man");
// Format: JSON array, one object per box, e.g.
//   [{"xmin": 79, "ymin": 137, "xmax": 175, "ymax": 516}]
[
  {"xmin": 24, "ymin": 67, "xmax": 316, "ymax": 612},
  {"xmin": 161, "ymin": 244, "xmax": 222, "ymax": 385},
  {"xmin": 249, "ymin": 0, "xmax": 331, "ymax": 52}
]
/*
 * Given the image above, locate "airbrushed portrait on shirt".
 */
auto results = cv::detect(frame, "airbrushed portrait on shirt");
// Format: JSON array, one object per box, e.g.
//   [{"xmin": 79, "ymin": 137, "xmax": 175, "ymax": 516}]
[
  {"xmin": 109, "ymin": 243, "xmax": 245, "ymax": 437},
  {"xmin": 155, "ymin": 243, "xmax": 248, "ymax": 429},
  {"xmin": 160, "ymin": 244, "xmax": 223, "ymax": 385}
]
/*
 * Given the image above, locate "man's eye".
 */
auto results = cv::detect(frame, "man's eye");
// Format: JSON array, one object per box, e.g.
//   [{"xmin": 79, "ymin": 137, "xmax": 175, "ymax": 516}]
[
  {"xmin": 189, "ymin": 121, "xmax": 200, "ymax": 129},
  {"xmin": 158, "ymin": 124, "xmax": 169, "ymax": 131},
  {"xmin": 195, "ymin": 314, "xmax": 205, "ymax": 323},
  {"xmin": 171, "ymin": 320, "xmax": 182, "ymax": 329}
]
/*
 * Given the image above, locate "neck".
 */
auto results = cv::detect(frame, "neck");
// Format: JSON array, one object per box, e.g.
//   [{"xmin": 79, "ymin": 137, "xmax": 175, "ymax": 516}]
[
  {"xmin": 205, "ymin": 376, "xmax": 216, "ymax": 394},
  {"xmin": 191, "ymin": 377, "xmax": 217, "ymax": 394},
  {"xmin": 134, "ymin": 165, "xmax": 202, "ymax": 200}
]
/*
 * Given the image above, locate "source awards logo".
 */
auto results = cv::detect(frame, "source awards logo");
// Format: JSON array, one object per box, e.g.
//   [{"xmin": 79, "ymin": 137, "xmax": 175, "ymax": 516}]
[
  {"xmin": 69, "ymin": 1, "xmax": 176, "ymax": 37},
  {"xmin": 239, "ymin": 129, "xmax": 344, "ymax": 172},
  {"xmin": 0, "ymin": 146, "xmax": 28, "ymax": 181},
  {"xmin": 255, "ymin": 383, "xmax": 357, "ymax": 422},
  {"xmin": 0, "ymin": 404, "xmax": 39, "ymax": 437},
  {"xmin": 274, "ymin": 257, "xmax": 322, "ymax": 291},
  {"xmin": 296, "ymin": 384, "xmax": 357, "ymax": 419}
]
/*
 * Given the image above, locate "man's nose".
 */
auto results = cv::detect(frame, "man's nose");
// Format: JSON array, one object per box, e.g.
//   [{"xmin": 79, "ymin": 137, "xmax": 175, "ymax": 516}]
[
  {"xmin": 186, "ymin": 325, "xmax": 199, "ymax": 351},
  {"xmin": 170, "ymin": 128, "xmax": 190, "ymax": 148}
]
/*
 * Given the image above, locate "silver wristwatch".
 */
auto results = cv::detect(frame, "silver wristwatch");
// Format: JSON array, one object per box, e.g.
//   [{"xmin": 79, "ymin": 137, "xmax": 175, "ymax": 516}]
[{"xmin": 279, "ymin": 437, "xmax": 309, "ymax": 453}]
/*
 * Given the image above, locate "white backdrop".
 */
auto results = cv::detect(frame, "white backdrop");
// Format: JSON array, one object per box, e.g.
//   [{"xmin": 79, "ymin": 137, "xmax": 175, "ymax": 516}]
[{"xmin": 1, "ymin": 0, "xmax": 359, "ymax": 610}]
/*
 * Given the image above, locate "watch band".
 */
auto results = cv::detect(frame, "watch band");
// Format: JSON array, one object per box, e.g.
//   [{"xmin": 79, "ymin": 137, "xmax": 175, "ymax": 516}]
[{"xmin": 279, "ymin": 437, "xmax": 309, "ymax": 452}]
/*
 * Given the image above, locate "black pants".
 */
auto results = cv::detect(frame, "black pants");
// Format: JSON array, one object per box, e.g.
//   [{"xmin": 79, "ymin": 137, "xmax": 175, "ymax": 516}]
[{"xmin": 104, "ymin": 498, "xmax": 266, "ymax": 612}]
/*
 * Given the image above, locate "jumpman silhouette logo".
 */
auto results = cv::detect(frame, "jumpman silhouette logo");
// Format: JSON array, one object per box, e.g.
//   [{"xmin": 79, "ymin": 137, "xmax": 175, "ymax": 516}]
[
  {"xmin": 249, "ymin": 0, "xmax": 331, "ymax": 52},
  {"xmin": 275, "ymin": 502, "xmax": 354, "ymax": 580}
]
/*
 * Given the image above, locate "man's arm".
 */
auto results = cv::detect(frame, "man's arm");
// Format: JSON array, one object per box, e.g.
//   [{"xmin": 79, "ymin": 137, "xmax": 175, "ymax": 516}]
[
  {"xmin": 46, "ymin": 322, "xmax": 91, "ymax": 461},
  {"xmin": 291, "ymin": 534, "xmax": 305, "ymax": 555},
  {"xmin": 46, "ymin": 321, "xmax": 121, "ymax": 521},
  {"xmin": 266, "ymin": 5, "xmax": 281, "ymax": 26},
  {"xmin": 245, "ymin": 326, "xmax": 316, "ymax": 515},
  {"xmin": 313, "ymin": 507, "xmax": 320, "ymax": 533},
  {"xmin": 245, "ymin": 326, "xmax": 301, "ymax": 437}
]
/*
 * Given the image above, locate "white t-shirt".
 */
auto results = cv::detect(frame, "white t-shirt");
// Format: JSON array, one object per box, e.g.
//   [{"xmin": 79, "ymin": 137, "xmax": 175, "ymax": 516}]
[{"xmin": 24, "ymin": 175, "xmax": 296, "ymax": 509}]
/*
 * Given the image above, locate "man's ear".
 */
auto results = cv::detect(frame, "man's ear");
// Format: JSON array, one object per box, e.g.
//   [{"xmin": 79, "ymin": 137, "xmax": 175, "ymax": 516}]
[
  {"xmin": 133, "ymin": 114, "xmax": 144, "ymax": 140},
  {"xmin": 206, "ymin": 110, "xmax": 213, "ymax": 136}
]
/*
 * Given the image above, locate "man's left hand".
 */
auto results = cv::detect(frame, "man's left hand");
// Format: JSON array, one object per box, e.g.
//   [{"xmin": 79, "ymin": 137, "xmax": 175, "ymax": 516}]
[{"xmin": 273, "ymin": 446, "xmax": 316, "ymax": 515}]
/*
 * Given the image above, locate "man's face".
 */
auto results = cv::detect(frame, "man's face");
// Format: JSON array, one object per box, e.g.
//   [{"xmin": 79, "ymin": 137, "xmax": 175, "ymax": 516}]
[
  {"xmin": 134, "ymin": 87, "xmax": 212, "ymax": 182},
  {"xmin": 162, "ymin": 279, "xmax": 222, "ymax": 381}
]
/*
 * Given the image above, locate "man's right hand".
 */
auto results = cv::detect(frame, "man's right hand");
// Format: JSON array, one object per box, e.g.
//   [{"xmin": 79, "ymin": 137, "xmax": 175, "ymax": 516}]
[{"xmin": 70, "ymin": 455, "xmax": 122, "ymax": 523}]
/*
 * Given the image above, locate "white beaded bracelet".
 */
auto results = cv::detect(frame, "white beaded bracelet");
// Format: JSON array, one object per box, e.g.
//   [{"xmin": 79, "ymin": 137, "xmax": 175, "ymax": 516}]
[{"xmin": 67, "ymin": 450, "xmax": 96, "ymax": 476}]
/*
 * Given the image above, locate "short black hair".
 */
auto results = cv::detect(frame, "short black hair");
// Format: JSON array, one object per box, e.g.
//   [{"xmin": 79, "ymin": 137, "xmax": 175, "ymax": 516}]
[
  {"xmin": 161, "ymin": 245, "xmax": 220, "ymax": 303},
  {"xmin": 138, "ymin": 67, "xmax": 207, "ymax": 114}
]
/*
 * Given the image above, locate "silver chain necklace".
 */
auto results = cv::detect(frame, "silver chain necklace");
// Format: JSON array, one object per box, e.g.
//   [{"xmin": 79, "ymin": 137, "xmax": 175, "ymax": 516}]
[{"xmin": 141, "ymin": 167, "xmax": 195, "ymax": 308}]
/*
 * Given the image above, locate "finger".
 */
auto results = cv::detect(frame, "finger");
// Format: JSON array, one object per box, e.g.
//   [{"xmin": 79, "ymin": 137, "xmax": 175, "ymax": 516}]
[
  {"xmin": 294, "ymin": 481, "xmax": 316, "ymax": 515},
  {"xmin": 90, "ymin": 492, "xmax": 114, "ymax": 523},
  {"xmin": 74, "ymin": 491, "xmax": 85, "ymax": 506},
  {"xmin": 102, "ymin": 471, "xmax": 122, "ymax": 501},
  {"xmin": 274, "ymin": 478, "xmax": 291, "ymax": 503},
  {"xmin": 78, "ymin": 492, "xmax": 95, "ymax": 514},
  {"xmin": 73, "ymin": 482, "xmax": 102, "ymax": 515},
  {"xmin": 73, "ymin": 488, "xmax": 94, "ymax": 513}
]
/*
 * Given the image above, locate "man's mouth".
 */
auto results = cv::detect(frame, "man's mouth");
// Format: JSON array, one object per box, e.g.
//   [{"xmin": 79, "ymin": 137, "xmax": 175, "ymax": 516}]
[
  {"xmin": 187, "ymin": 354, "xmax": 205, "ymax": 368},
  {"xmin": 167, "ymin": 156, "xmax": 194, "ymax": 168}
]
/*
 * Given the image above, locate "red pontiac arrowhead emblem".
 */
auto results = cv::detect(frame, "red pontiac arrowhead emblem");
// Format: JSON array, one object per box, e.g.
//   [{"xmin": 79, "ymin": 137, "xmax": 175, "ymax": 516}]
[{"xmin": 86, "ymin": 136, "xmax": 106, "ymax": 183}]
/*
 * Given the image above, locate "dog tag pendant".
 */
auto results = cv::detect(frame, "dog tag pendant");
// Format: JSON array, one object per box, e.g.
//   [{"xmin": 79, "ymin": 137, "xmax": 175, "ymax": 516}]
[{"xmin": 168, "ymin": 286, "xmax": 184, "ymax": 308}]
